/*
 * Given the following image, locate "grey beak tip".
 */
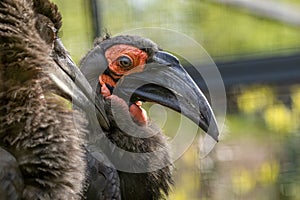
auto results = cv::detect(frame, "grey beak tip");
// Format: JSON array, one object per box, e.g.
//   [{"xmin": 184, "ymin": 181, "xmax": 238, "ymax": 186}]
[{"xmin": 209, "ymin": 127, "xmax": 220, "ymax": 142}]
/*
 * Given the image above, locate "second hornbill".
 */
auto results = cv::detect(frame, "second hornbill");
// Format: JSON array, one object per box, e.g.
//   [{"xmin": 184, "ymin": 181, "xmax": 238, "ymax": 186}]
[
  {"xmin": 80, "ymin": 35, "xmax": 219, "ymax": 199},
  {"xmin": 0, "ymin": 0, "xmax": 106, "ymax": 199}
]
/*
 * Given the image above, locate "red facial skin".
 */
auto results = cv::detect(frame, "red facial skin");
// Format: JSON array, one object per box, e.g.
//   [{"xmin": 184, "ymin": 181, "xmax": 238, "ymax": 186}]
[{"xmin": 99, "ymin": 44, "xmax": 149, "ymax": 125}]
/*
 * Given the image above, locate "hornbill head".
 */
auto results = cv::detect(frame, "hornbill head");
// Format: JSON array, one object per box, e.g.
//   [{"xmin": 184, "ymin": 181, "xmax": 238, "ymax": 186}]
[
  {"xmin": 31, "ymin": 1, "xmax": 109, "ymax": 127},
  {"xmin": 80, "ymin": 35, "xmax": 219, "ymax": 141}
]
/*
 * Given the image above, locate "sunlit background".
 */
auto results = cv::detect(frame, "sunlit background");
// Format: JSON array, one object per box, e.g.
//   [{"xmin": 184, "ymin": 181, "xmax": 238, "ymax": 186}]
[{"xmin": 52, "ymin": 0, "xmax": 300, "ymax": 199}]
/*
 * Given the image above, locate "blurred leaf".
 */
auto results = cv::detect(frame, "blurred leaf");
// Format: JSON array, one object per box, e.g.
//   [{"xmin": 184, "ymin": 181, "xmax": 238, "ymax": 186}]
[
  {"xmin": 291, "ymin": 86, "xmax": 300, "ymax": 114},
  {"xmin": 52, "ymin": 0, "xmax": 93, "ymax": 63},
  {"xmin": 263, "ymin": 103, "xmax": 295, "ymax": 134},
  {"xmin": 237, "ymin": 85, "xmax": 274, "ymax": 114},
  {"xmin": 231, "ymin": 168, "xmax": 256, "ymax": 195},
  {"xmin": 256, "ymin": 160, "xmax": 280, "ymax": 185}
]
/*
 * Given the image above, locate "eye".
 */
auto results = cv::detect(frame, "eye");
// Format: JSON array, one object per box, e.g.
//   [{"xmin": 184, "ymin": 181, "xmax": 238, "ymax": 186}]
[
  {"xmin": 43, "ymin": 25, "xmax": 56, "ymax": 44},
  {"xmin": 35, "ymin": 14, "xmax": 56, "ymax": 46},
  {"xmin": 117, "ymin": 56, "xmax": 133, "ymax": 68}
]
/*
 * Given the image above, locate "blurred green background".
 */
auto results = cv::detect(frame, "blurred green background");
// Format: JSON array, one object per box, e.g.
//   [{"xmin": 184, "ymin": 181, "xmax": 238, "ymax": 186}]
[{"xmin": 52, "ymin": 0, "xmax": 300, "ymax": 199}]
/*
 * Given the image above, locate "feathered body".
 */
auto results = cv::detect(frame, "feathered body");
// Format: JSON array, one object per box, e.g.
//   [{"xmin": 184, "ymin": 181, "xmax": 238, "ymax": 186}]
[
  {"xmin": 104, "ymin": 95, "xmax": 173, "ymax": 200},
  {"xmin": 0, "ymin": 0, "xmax": 87, "ymax": 199}
]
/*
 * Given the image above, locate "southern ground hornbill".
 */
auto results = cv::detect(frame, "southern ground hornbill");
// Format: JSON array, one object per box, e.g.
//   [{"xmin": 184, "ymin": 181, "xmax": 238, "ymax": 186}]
[
  {"xmin": 0, "ymin": 0, "xmax": 219, "ymax": 199},
  {"xmin": 0, "ymin": 0, "xmax": 101, "ymax": 199},
  {"xmin": 80, "ymin": 36, "xmax": 219, "ymax": 199}
]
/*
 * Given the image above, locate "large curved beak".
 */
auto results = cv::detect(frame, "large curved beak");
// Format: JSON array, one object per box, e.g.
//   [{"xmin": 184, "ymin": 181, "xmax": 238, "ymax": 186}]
[
  {"xmin": 49, "ymin": 38, "xmax": 110, "ymax": 130},
  {"xmin": 114, "ymin": 51, "xmax": 219, "ymax": 141}
]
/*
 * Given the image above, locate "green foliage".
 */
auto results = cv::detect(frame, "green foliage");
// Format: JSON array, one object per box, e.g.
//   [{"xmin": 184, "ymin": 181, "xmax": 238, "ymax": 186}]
[
  {"xmin": 100, "ymin": 0, "xmax": 300, "ymax": 60},
  {"xmin": 236, "ymin": 85, "xmax": 300, "ymax": 135},
  {"xmin": 237, "ymin": 86, "xmax": 274, "ymax": 114},
  {"xmin": 186, "ymin": 1, "xmax": 300, "ymax": 60},
  {"xmin": 52, "ymin": 0, "xmax": 93, "ymax": 63},
  {"xmin": 222, "ymin": 85, "xmax": 300, "ymax": 199},
  {"xmin": 53, "ymin": 0, "xmax": 300, "ymax": 63}
]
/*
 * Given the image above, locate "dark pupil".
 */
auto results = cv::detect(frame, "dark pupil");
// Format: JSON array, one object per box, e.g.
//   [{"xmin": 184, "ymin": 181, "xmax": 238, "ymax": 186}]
[{"xmin": 118, "ymin": 56, "xmax": 132, "ymax": 68}]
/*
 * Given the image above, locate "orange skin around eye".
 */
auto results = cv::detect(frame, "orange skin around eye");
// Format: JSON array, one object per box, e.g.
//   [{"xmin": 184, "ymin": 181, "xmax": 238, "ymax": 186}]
[
  {"xmin": 99, "ymin": 44, "xmax": 149, "ymax": 125},
  {"xmin": 106, "ymin": 44, "xmax": 148, "ymax": 77}
]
